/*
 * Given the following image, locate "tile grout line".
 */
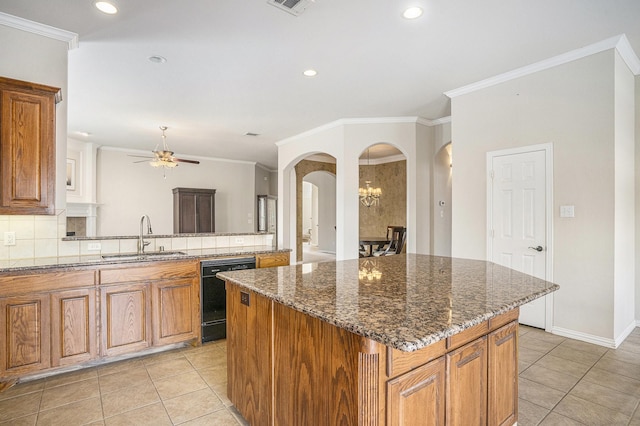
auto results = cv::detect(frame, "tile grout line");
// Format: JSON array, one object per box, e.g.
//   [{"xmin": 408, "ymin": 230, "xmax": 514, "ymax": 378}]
[{"xmin": 534, "ymin": 345, "xmax": 623, "ymax": 425}]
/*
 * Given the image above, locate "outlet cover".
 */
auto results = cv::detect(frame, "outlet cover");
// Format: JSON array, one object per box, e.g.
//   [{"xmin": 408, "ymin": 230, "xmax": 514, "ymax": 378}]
[
  {"xmin": 87, "ymin": 242, "xmax": 101, "ymax": 251},
  {"xmin": 235, "ymin": 237, "xmax": 244, "ymax": 244},
  {"xmin": 3, "ymin": 231, "xmax": 15, "ymax": 246}
]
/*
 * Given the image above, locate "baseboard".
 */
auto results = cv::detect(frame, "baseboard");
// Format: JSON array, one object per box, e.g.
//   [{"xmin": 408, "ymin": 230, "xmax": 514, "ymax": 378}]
[
  {"xmin": 551, "ymin": 326, "xmax": 617, "ymax": 348},
  {"xmin": 614, "ymin": 321, "xmax": 637, "ymax": 348}
]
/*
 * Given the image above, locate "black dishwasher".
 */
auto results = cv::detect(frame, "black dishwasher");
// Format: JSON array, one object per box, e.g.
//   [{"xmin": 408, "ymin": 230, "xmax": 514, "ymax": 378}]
[{"xmin": 200, "ymin": 257, "xmax": 256, "ymax": 342}]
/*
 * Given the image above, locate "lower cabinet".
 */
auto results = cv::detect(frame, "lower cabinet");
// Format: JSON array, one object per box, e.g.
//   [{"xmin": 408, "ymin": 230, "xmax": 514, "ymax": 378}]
[
  {"xmin": 51, "ymin": 288, "xmax": 97, "ymax": 367},
  {"xmin": 488, "ymin": 321, "xmax": 518, "ymax": 426},
  {"xmin": 387, "ymin": 357, "xmax": 446, "ymax": 426},
  {"xmin": 100, "ymin": 283, "xmax": 152, "ymax": 357},
  {"xmin": 152, "ymin": 278, "xmax": 199, "ymax": 346},
  {"xmin": 446, "ymin": 336, "xmax": 488, "ymax": 425},
  {"xmin": 226, "ymin": 280, "xmax": 520, "ymax": 426},
  {"xmin": 0, "ymin": 294, "xmax": 51, "ymax": 377},
  {"xmin": 100, "ymin": 260, "xmax": 199, "ymax": 357}
]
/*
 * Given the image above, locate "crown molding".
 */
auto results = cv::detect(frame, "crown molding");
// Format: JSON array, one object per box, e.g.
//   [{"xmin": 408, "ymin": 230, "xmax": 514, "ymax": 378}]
[
  {"xmin": 0, "ymin": 12, "xmax": 78, "ymax": 50},
  {"xmin": 276, "ymin": 116, "xmax": 451, "ymax": 146},
  {"xmin": 445, "ymin": 34, "xmax": 640, "ymax": 98}
]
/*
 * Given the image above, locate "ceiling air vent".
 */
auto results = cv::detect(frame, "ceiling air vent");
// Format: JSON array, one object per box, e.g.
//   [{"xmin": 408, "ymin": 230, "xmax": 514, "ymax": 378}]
[{"xmin": 267, "ymin": 0, "xmax": 313, "ymax": 16}]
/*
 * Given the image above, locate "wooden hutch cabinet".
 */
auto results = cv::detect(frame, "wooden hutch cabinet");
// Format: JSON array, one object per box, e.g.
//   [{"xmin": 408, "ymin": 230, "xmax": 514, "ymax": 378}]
[
  {"xmin": 0, "ymin": 76, "xmax": 60, "ymax": 215},
  {"xmin": 173, "ymin": 187, "xmax": 216, "ymax": 233}
]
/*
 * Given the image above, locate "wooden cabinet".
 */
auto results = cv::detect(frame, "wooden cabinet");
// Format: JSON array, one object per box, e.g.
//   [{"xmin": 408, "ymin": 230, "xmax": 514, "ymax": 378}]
[
  {"xmin": 387, "ymin": 357, "xmax": 446, "ymax": 426},
  {"xmin": 226, "ymin": 287, "xmax": 520, "ymax": 426},
  {"xmin": 100, "ymin": 282, "xmax": 151, "ymax": 357},
  {"xmin": 152, "ymin": 277, "xmax": 199, "ymax": 346},
  {"xmin": 0, "ymin": 294, "xmax": 51, "ymax": 376},
  {"xmin": 0, "ymin": 269, "xmax": 95, "ymax": 379},
  {"xmin": 173, "ymin": 187, "xmax": 216, "ymax": 233},
  {"xmin": 0, "ymin": 76, "xmax": 60, "ymax": 215},
  {"xmin": 99, "ymin": 259, "xmax": 199, "ymax": 357},
  {"xmin": 446, "ymin": 336, "xmax": 488, "ymax": 425},
  {"xmin": 51, "ymin": 288, "xmax": 97, "ymax": 367},
  {"xmin": 256, "ymin": 252, "xmax": 289, "ymax": 268},
  {"xmin": 488, "ymin": 321, "xmax": 518, "ymax": 426}
]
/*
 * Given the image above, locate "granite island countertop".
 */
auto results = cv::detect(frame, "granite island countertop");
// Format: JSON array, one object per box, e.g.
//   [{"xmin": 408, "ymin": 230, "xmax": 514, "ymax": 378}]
[
  {"xmin": 0, "ymin": 246, "xmax": 290, "ymax": 273},
  {"xmin": 218, "ymin": 253, "xmax": 560, "ymax": 352}
]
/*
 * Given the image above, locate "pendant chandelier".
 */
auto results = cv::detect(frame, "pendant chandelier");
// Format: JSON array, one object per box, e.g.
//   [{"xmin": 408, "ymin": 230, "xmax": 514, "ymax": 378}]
[{"xmin": 359, "ymin": 148, "xmax": 381, "ymax": 207}]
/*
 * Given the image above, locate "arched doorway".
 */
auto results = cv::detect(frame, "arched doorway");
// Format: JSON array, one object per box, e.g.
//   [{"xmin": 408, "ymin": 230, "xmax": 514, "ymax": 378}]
[
  {"xmin": 302, "ymin": 171, "xmax": 336, "ymax": 263},
  {"xmin": 293, "ymin": 153, "xmax": 337, "ymax": 263},
  {"xmin": 359, "ymin": 143, "xmax": 407, "ymax": 250}
]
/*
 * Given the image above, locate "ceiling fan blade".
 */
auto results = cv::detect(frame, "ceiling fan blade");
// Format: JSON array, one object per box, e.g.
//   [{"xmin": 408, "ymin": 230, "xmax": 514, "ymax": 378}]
[
  {"xmin": 128, "ymin": 154, "xmax": 154, "ymax": 159},
  {"xmin": 174, "ymin": 158, "xmax": 200, "ymax": 164}
]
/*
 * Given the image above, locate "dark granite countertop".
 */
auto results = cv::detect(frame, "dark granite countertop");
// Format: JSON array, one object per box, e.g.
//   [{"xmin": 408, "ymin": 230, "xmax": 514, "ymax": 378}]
[
  {"xmin": 0, "ymin": 246, "xmax": 290, "ymax": 273},
  {"xmin": 218, "ymin": 253, "xmax": 560, "ymax": 352}
]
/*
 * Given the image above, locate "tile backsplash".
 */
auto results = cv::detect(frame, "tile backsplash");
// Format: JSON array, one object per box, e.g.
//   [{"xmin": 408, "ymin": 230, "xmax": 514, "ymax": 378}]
[{"xmin": 0, "ymin": 211, "xmax": 274, "ymax": 261}]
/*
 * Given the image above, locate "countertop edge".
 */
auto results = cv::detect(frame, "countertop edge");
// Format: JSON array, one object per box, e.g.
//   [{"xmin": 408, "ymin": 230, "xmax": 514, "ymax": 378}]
[{"xmin": 0, "ymin": 247, "xmax": 291, "ymax": 273}]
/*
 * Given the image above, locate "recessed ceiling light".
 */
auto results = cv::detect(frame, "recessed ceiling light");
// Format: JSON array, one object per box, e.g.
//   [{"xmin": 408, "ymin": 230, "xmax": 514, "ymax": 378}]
[
  {"xmin": 402, "ymin": 6, "xmax": 423, "ymax": 19},
  {"xmin": 95, "ymin": 1, "xmax": 118, "ymax": 14},
  {"xmin": 76, "ymin": 131, "xmax": 91, "ymax": 137},
  {"xmin": 245, "ymin": 132, "xmax": 260, "ymax": 137},
  {"xmin": 303, "ymin": 69, "xmax": 318, "ymax": 77},
  {"xmin": 148, "ymin": 55, "xmax": 167, "ymax": 64}
]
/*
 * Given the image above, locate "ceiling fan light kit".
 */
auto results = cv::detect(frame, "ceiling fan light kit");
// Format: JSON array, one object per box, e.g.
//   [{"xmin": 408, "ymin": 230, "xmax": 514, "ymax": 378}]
[{"xmin": 129, "ymin": 126, "xmax": 200, "ymax": 177}]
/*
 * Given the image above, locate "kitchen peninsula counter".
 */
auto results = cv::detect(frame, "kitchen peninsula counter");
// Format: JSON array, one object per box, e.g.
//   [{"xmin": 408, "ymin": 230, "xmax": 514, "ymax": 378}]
[{"xmin": 219, "ymin": 254, "xmax": 559, "ymax": 425}]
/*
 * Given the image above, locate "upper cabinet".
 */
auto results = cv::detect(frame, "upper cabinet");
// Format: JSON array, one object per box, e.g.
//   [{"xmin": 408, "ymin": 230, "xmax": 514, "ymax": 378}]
[
  {"xmin": 0, "ymin": 77, "xmax": 60, "ymax": 215},
  {"xmin": 173, "ymin": 187, "xmax": 216, "ymax": 233}
]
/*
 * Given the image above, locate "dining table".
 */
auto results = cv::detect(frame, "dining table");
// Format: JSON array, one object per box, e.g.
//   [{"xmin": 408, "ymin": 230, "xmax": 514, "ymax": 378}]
[{"xmin": 359, "ymin": 236, "xmax": 390, "ymax": 257}]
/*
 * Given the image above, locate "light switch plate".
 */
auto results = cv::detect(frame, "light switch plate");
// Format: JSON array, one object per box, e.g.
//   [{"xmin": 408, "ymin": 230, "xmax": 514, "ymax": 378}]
[{"xmin": 560, "ymin": 205, "xmax": 575, "ymax": 218}]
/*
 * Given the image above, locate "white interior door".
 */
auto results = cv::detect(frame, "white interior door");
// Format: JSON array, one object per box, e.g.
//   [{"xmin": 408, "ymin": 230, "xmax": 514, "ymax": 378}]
[{"xmin": 490, "ymin": 149, "xmax": 548, "ymax": 328}]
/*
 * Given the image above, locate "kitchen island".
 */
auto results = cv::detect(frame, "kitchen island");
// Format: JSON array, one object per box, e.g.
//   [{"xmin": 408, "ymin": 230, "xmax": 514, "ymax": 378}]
[{"xmin": 219, "ymin": 254, "xmax": 559, "ymax": 426}]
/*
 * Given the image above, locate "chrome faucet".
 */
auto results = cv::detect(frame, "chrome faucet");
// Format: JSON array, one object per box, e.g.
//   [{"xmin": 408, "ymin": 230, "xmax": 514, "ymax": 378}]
[{"xmin": 138, "ymin": 215, "xmax": 153, "ymax": 254}]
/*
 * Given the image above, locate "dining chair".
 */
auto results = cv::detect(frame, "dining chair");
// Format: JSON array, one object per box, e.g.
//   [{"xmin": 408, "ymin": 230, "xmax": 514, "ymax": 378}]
[{"xmin": 373, "ymin": 227, "xmax": 406, "ymax": 256}]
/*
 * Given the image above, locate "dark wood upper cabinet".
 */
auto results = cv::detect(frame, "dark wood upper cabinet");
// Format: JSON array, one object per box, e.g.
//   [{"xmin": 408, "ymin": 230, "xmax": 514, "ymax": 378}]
[
  {"xmin": 0, "ymin": 77, "xmax": 60, "ymax": 215},
  {"xmin": 173, "ymin": 187, "xmax": 216, "ymax": 233}
]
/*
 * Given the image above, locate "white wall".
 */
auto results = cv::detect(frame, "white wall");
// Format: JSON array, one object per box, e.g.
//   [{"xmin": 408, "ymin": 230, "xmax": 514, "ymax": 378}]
[
  {"xmin": 0, "ymin": 25, "xmax": 69, "ymax": 212},
  {"xmin": 0, "ymin": 24, "xmax": 71, "ymax": 261},
  {"xmin": 96, "ymin": 148, "xmax": 256, "ymax": 236},
  {"xmin": 614, "ymin": 52, "xmax": 636, "ymax": 339},
  {"xmin": 451, "ymin": 49, "xmax": 635, "ymax": 345}
]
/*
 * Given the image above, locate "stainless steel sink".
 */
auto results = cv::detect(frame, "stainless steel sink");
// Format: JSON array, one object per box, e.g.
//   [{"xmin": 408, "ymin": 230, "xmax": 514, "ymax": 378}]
[{"xmin": 101, "ymin": 251, "xmax": 187, "ymax": 261}]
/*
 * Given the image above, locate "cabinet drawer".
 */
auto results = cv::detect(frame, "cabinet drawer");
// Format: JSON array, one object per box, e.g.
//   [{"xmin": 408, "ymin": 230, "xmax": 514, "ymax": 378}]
[
  {"xmin": 446, "ymin": 320, "xmax": 489, "ymax": 351},
  {"xmin": 0, "ymin": 269, "xmax": 95, "ymax": 297},
  {"xmin": 489, "ymin": 308, "xmax": 519, "ymax": 331},
  {"xmin": 100, "ymin": 260, "xmax": 198, "ymax": 284},
  {"xmin": 256, "ymin": 253, "xmax": 289, "ymax": 268},
  {"xmin": 386, "ymin": 339, "xmax": 445, "ymax": 378}
]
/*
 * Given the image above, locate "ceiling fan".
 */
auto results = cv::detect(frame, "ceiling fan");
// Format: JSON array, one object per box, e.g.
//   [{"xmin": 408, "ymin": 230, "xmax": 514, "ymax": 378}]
[{"xmin": 130, "ymin": 126, "xmax": 200, "ymax": 171}]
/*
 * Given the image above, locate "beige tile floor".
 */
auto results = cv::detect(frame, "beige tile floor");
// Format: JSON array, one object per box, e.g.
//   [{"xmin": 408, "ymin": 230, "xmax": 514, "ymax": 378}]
[{"xmin": 2, "ymin": 326, "xmax": 640, "ymax": 425}]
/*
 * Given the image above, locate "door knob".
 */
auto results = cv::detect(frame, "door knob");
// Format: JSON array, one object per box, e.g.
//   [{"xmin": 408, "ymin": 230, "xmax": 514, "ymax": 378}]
[{"xmin": 528, "ymin": 246, "xmax": 544, "ymax": 252}]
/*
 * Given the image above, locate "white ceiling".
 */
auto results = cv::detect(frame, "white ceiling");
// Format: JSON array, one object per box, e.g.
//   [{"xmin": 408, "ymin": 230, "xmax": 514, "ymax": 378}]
[{"xmin": 1, "ymin": 0, "xmax": 640, "ymax": 169}]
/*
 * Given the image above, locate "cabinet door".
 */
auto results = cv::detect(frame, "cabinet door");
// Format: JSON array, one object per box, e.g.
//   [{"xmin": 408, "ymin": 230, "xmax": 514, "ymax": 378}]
[
  {"xmin": 387, "ymin": 357, "xmax": 445, "ymax": 426},
  {"xmin": 51, "ymin": 288, "xmax": 97, "ymax": 367},
  {"xmin": 0, "ymin": 294, "xmax": 50, "ymax": 377},
  {"xmin": 446, "ymin": 336, "xmax": 487, "ymax": 426},
  {"xmin": 196, "ymin": 192, "xmax": 214, "ymax": 233},
  {"xmin": 101, "ymin": 283, "xmax": 151, "ymax": 357},
  {"xmin": 488, "ymin": 321, "xmax": 518, "ymax": 426},
  {"xmin": 0, "ymin": 81, "xmax": 57, "ymax": 215},
  {"xmin": 152, "ymin": 278, "xmax": 199, "ymax": 346}
]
